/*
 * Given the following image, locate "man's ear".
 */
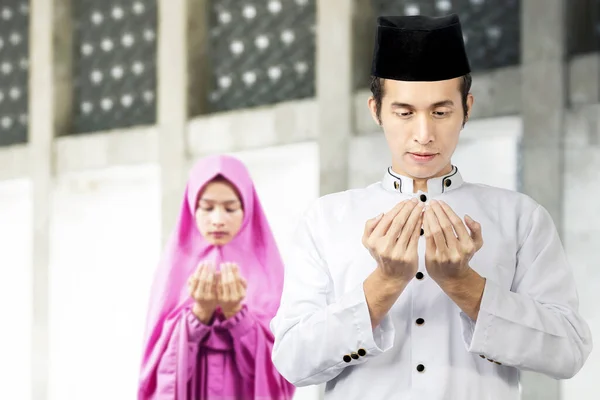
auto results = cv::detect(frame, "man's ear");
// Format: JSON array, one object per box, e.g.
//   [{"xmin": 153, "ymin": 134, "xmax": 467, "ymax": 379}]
[
  {"xmin": 465, "ymin": 93, "xmax": 474, "ymax": 120},
  {"xmin": 462, "ymin": 93, "xmax": 474, "ymax": 127},
  {"xmin": 367, "ymin": 96, "xmax": 382, "ymax": 126}
]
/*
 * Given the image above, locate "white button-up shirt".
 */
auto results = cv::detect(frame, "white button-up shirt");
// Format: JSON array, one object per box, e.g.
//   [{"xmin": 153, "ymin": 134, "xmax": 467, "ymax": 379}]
[{"xmin": 270, "ymin": 166, "xmax": 593, "ymax": 400}]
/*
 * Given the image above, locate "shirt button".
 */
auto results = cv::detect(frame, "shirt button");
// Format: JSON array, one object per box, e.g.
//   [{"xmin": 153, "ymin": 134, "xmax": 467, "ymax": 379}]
[
  {"xmin": 415, "ymin": 272, "xmax": 424, "ymax": 280},
  {"xmin": 351, "ymin": 352, "xmax": 359, "ymax": 360},
  {"xmin": 420, "ymin": 228, "xmax": 424, "ymax": 236},
  {"xmin": 357, "ymin": 348, "xmax": 367, "ymax": 357},
  {"xmin": 445, "ymin": 179, "xmax": 452, "ymax": 187},
  {"xmin": 416, "ymin": 364, "xmax": 425, "ymax": 372},
  {"xmin": 420, "ymin": 194, "xmax": 427, "ymax": 202},
  {"xmin": 416, "ymin": 318, "xmax": 425, "ymax": 325},
  {"xmin": 343, "ymin": 355, "xmax": 352, "ymax": 363}
]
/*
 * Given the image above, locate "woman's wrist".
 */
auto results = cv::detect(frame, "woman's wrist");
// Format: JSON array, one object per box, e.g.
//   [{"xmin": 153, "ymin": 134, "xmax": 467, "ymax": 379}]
[
  {"xmin": 222, "ymin": 304, "xmax": 243, "ymax": 320},
  {"xmin": 192, "ymin": 303, "xmax": 215, "ymax": 324}
]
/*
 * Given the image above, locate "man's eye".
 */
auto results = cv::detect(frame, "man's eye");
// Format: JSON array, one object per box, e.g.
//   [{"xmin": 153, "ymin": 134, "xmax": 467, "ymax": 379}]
[{"xmin": 433, "ymin": 110, "xmax": 452, "ymax": 117}]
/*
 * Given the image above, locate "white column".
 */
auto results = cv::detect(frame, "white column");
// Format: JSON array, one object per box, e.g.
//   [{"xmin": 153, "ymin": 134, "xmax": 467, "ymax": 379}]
[
  {"xmin": 29, "ymin": 0, "xmax": 73, "ymax": 398},
  {"xmin": 316, "ymin": 0, "xmax": 374, "ymax": 195},
  {"xmin": 156, "ymin": 0, "xmax": 201, "ymax": 244},
  {"xmin": 519, "ymin": 0, "xmax": 566, "ymax": 398},
  {"xmin": 316, "ymin": 0, "xmax": 353, "ymax": 195}
]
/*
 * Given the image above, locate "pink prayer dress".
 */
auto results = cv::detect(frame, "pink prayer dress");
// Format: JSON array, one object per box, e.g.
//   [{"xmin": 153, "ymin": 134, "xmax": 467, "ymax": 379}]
[{"xmin": 137, "ymin": 155, "xmax": 296, "ymax": 400}]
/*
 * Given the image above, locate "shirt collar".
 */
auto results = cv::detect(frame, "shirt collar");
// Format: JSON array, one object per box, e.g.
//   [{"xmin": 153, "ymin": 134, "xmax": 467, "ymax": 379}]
[{"xmin": 381, "ymin": 166, "xmax": 464, "ymax": 196}]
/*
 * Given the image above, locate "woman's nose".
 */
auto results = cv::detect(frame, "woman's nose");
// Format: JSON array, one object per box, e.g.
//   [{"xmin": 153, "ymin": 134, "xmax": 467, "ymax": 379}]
[{"xmin": 210, "ymin": 209, "xmax": 226, "ymax": 225}]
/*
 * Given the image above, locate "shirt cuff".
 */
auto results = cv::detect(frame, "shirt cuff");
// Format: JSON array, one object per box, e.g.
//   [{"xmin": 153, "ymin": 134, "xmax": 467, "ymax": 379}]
[
  {"xmin": 345, "ymin": 282, "xmax": 395, "ymax": 359},
  {"xmin": 186, "ymin": 308, "xmax": 213, "ymax": 343},
  {"xmin": 221, "ymin": 305, "xmax": 256, "ymax": 339},
  {"xmin": 461, "ymin": 278, "xmax": 498, "ymax": 356}
]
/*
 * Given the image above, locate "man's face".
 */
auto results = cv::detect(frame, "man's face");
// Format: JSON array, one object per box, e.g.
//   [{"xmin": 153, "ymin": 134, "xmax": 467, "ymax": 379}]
[{"xmin": 369, "ymin": 77, "xmax": 473, "ymax": 180}]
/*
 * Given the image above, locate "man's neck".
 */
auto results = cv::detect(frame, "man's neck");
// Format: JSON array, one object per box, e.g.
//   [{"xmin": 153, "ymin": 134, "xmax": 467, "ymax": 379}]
[
  {"xmin": 391, "ymin": 163, "xmax": 454, "ymax": 193},
  {"xmin": 412, "ymin": 178, "xmax": 429, "ymax": 193}
]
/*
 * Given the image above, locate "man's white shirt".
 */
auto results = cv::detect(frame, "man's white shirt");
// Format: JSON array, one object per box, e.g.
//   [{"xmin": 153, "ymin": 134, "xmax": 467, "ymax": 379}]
[{"xmin": 271, "ymin": 166, "xmax": 593, "ymax": 400}]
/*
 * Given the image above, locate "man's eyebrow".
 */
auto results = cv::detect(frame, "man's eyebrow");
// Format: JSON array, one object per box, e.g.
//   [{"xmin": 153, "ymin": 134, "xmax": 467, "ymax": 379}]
[{"xmin": 390, "ymin": 100, "xmax": 455, "ymax": 109}]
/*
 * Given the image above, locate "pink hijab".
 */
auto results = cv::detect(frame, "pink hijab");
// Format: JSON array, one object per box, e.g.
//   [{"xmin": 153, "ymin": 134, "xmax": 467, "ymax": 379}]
[{"xmin": 138, "ymin": 154, "xmax": 285, "ymax": 397}]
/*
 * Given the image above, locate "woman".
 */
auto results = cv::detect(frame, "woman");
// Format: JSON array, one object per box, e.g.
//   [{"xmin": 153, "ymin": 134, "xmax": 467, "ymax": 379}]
[{"xmin": 138, "ymin": 155, "xmax": 295, "ymax": 400}]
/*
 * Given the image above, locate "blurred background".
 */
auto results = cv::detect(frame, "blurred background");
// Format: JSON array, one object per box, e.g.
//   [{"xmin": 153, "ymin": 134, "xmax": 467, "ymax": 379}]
[{"xmin": 0, "ymin": 0, "xmax": 598, "ymax": 399}]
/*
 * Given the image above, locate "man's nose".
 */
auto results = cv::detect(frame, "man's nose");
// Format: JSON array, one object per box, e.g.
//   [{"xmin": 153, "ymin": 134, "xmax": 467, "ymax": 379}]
[{"xmin": 413, "ymin": 114, "xmax": 434, "ymax": 145}]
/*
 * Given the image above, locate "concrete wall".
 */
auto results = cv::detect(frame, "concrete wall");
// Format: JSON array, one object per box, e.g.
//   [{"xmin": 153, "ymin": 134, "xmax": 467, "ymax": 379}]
[
  {"xmin": 561, "ymin": 105, "xmax": 600, "ymax": 398},
  {"xmin": 0, "ymin": 179, "xmax": 33, "ymax": 400}
]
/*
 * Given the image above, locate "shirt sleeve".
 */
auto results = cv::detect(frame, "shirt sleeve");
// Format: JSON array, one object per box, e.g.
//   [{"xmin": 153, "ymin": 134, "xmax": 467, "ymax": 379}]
[
  {"xmin": 155, "ymin": 308, "xmax": 212, "ymax": 397},
  {"xmin": 462, "ymin": 204, "xmax": 593, "ymax": 379},
  {"xmin": 186, "ymin": 308, "xmax": 213, "ymax": 344},
  {"xmin": 270, "ymin": 207, "xmax": 395, "ymax": 387}
]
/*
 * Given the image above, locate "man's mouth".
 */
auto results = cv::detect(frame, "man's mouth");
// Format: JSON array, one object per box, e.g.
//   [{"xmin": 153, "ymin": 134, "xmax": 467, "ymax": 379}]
[{"xmin": 408, "ymin": 152, "xmax": 437, "ymax": 162}]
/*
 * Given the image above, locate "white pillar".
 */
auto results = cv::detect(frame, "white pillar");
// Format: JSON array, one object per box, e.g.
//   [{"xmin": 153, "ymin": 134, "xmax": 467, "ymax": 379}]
[
  {"xmin": 316, "ymin": 0, "xmax": 374, "ymax": 195},
  {"xmin": 157, "ymin": 0, "xmax": 203, "ymax": 244},
  {"xmin": 519, "ymin": 0, "xmax": 566, "ymax": 398},
  {"xmin": 29, "ymin": 0, "xmax": 73, "ymax": 398}
]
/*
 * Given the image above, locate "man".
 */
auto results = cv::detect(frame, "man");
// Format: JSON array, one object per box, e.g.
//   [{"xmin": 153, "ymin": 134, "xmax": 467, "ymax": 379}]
[{"xmin": 270, "ymin": 13, "xmax": 592, "ymax": 400}]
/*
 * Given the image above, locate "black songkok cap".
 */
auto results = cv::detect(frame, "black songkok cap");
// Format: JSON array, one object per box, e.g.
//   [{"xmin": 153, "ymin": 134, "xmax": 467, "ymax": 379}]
[{"xmin": 371, "ymin": 14, "xmax": 471, "ymax": 82}]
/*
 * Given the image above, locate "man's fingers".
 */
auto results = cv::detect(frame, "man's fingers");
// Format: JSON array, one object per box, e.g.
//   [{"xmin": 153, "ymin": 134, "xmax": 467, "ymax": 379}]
[
  {"xmin": 465, "ymin": 214, "xmax": 483, "ymax": 249},
  {"xmin": 371, "ymin": 201, "xmax": 409, "ymax": 238},
  {"xmin": 406, "ymin": 212, "xmax": 424, "ymax": 250},
  {"xmin": 430, "ymin": 201, "xmax": 459, "ymax": 249},
  {"xmin": 425, "ymin": 207, "xmax": 448, "ymax": 251},
  {"xmin": 394, "ymin": 201, "xmax": 424, "ymax": 247},
  {"xmin": 363, "ymin": 213, "xmax": 384, "ymax": 240},
  {"xmin": 385, "ymin": 199, "xmax": 419, "ymax": 241},
  {"xmin": 423, "ymin": 209, "xmax": 437, "ymax": 256},
  {"xmin": 438, "ymin": 201, "xmax": 470, "ymax": 241}
]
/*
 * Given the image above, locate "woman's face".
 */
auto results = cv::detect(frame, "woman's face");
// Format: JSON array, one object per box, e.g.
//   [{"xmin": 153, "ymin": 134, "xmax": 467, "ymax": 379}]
[{"xmin": 195, "ymin": 179, "xmax": 244, "ymax": 246}]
